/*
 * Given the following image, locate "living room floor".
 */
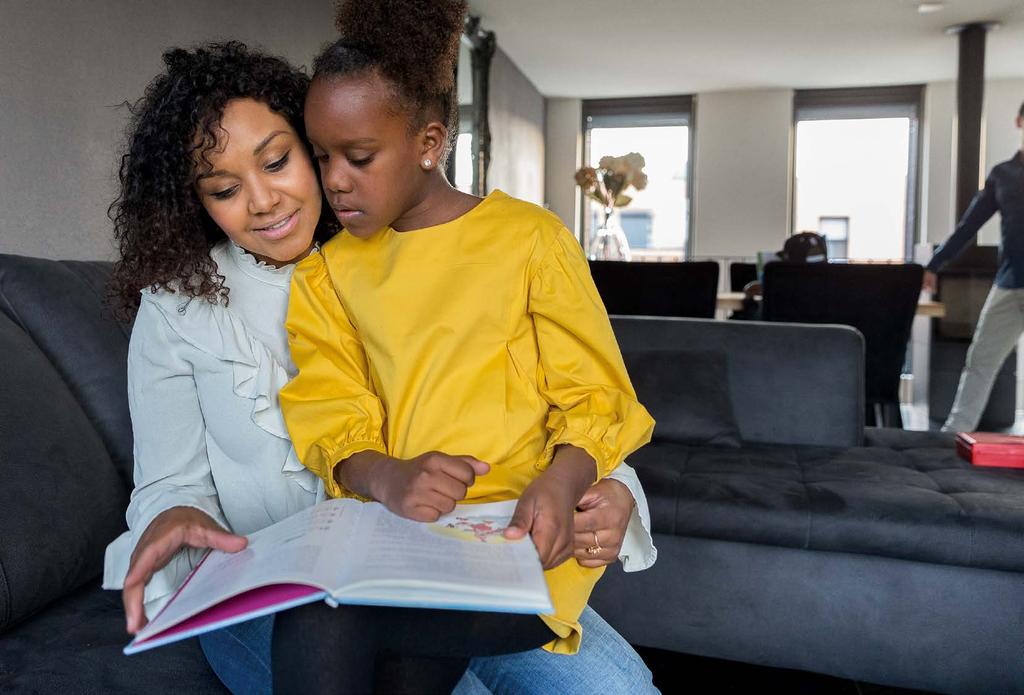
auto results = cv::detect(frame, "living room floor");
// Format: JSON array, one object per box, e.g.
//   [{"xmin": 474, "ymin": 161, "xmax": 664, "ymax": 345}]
[{"xmin": 637, "ymin": 647, "xmax": 936, "ymax": 694}]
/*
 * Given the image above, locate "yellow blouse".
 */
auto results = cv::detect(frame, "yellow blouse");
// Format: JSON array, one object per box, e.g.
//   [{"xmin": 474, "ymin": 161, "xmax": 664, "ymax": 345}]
[{"xmin": 281, "ymin": 190, "xmax": 654, "ymax": 653}]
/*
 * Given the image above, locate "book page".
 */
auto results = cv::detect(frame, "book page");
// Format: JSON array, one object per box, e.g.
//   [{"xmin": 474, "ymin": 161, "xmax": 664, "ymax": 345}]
[
  {"xmin": 333, "ymin": 501, "xmax": 551, "ymax": 610},
  {"xmin": 133, "ymin": 498, "xmax": 361, "ymax": 642}
]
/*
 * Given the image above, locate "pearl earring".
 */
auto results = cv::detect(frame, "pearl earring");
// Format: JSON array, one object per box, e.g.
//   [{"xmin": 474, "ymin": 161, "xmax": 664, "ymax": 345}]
[{"xmin": 422, "ymin": 158, "xmax": 433, "ymax": 168}]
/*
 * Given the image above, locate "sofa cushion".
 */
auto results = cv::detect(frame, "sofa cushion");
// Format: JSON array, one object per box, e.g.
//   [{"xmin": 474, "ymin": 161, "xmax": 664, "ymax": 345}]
[
  {"xmin": 0, "ymin": 581, "xmax": 225, "ymax": 693},
  {"xmin": 0, "ymin": 311, "xmax": 127, "ymax": 632},
  {"xmin": 0, "ymin": 255, "xmax": 134, "ymax": 489},
  {"xmin": 630, "ymin": 430, "xmax": 1024, "ymax": 572},
  {"xmin": 623, "ymin": 350, "xmax": 740, "ymax": 447}
]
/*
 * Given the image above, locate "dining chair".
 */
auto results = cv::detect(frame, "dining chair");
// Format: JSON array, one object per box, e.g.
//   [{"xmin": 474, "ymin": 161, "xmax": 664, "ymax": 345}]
[
  {"xmin": 729, "ymin": 262, "xmax": 758, "ymax": 293},
  {"xmin": 761, "ymin": 261, "xmax": 923, "ymax": 427},
  {"xmin": 588, "ymin": 260, "xmax": 720, "ymax": 319}
]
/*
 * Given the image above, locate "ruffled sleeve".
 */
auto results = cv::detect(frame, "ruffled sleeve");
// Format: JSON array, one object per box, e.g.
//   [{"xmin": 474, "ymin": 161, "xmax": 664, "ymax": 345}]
[
  {"xmin": 136, "ymin": 286, "xmax": 320, "ymax": 496},
  {"xmin": 280, "ymin": 251, "xmax": 387, "ymax": 499},
  {"xmin": 529, "ymin": 228, "xmax": 655, "ymax": 479}
]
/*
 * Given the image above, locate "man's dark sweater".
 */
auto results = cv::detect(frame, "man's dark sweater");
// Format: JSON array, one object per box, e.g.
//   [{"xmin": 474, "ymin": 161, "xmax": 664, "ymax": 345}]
[{"xmin": 927, "ymin": 151, "xmax": 1024, "ymax": 288}]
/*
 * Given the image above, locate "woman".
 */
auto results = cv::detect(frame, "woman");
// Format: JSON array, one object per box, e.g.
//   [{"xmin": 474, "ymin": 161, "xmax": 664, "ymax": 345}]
[{"xmin": 103, "ymin": 42, "xmax": 656, "ymax": 694}]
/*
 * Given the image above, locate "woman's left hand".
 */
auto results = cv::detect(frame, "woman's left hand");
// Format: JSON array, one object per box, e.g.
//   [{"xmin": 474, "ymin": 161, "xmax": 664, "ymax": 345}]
[{"xmin": 573, "ymin": 478, "xmax": 635, "ymax": 568}]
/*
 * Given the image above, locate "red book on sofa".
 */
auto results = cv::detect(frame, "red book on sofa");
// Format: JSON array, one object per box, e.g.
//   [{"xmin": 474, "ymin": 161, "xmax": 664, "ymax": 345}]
[{"xmin": 956, "ymin": 432, "xmax": 1024, "ymax": 468}]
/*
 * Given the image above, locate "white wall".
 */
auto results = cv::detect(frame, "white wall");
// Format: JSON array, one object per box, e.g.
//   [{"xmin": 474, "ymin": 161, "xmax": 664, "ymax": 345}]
[
  {"xmin": 543, "ymin": 89, "xmax": 795, "ymax": 257},
  {"xmin": 922, "ymin": 78, "xmax": 1024, "ymax": 247},
  {"xmin": 921, "ymin": 81, "xmax": 958, "ymax": 249},
  {"xmin": 543, "ymin": 98, "xmax": 583, "ymax": 232},
  {"xmin": 544, "ymin": 79, "xmax": 1024, "ymax": 257},
  {"xmin": 0, "ymin": 0, "xmax": 336, "ymax": 261},
  {"xmin": 690, "ymin": 89, "xmax": 794, "ymax": 258}
]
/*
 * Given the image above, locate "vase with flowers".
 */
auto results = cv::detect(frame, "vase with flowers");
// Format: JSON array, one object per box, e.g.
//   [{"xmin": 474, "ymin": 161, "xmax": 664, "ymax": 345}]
[{"xmin": 574, "ymin": 152, "xmax": 648, "ymax": 261}]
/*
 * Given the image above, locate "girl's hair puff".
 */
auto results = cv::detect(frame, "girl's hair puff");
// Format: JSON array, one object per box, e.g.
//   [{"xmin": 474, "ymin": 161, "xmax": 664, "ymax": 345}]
[
  {"xmin": 314, "ymin": 0, "xmax": 467, "ymax": 159},
  {"xmin": 108, "ymin": 41, "xmax": 336, "ymax": 320}
]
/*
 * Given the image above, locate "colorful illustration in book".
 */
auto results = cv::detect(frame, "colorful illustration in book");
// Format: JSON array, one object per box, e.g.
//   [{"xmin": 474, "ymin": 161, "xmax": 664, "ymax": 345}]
[{"xmin": 430, "ymin": 513, "xmax": 511, "ymax": 544}]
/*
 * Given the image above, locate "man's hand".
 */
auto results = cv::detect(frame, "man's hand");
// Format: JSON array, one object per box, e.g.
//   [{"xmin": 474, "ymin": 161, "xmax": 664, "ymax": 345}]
[
  {"xmin": 573, "ymin": 478, "xmax": 635, "ymax": 568},
  {"xmin": 372, "ymin": 452, "xmax": 489, "ymax": 522},
  {"xmin": 123, "ymin": 507, "xmax": 247, "ymax": 635},
  {"xmin": 504, "ymin": 446, "xmax": 596, "ymax": 569},
  {"xmin": 922, "ymin": 270, "xmax": 938, "ymax": 294}
]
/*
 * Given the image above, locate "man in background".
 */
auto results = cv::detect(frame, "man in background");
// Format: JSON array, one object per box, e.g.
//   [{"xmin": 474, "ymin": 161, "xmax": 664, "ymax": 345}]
[{"xmin": 923, "ymin": 100, "xmax": 1024, "ymax": 432}]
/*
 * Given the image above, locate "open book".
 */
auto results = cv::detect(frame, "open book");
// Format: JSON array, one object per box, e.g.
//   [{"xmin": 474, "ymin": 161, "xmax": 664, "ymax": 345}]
[{"xmin": 125, "ymin": 499, "xmax": 553, "ymax": 654}]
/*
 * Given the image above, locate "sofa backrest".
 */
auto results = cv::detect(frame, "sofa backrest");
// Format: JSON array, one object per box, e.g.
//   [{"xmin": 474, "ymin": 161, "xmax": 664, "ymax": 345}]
[
  {"xmin": 0, "ymin": 254, "xmax": 133, "ymax": 488},
  {"xmin": 611, "ymin": 316, "xmax": 865, "ymax": 448},
  {"xmin": 0, "ymin": 309, "xmax": 128, "ymax": 631},
  {"xmin": 0, "ymin": 254, "xmax": 134, "ymax": 631}
]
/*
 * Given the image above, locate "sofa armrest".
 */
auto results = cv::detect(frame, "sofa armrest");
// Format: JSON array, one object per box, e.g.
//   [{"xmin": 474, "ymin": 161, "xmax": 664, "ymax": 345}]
[{"xmin": 611, "ymin": 316, "xmax": 864, "ymax": 447}]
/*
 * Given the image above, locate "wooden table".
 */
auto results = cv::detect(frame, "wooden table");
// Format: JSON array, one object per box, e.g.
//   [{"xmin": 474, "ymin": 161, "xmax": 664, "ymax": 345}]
[{"xmin": 715, "ymin": 292, "xmax": 946, "ymax": 318}]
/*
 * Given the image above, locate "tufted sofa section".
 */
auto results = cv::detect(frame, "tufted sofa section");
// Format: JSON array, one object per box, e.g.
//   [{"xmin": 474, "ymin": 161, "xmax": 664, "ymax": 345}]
[
  {"xmin": 591, "ymin": 319, "xmax": 1024, "ymax": 695},
  {"xmin": 629, "ymin": 436, "xmax": 1024, "ymax": 572}
]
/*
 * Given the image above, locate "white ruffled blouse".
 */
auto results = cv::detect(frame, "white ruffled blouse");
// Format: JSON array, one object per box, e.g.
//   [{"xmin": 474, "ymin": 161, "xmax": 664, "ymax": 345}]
[{"xmin": 103, "ymin": 240, "xmax": 655, "ymax": 619}]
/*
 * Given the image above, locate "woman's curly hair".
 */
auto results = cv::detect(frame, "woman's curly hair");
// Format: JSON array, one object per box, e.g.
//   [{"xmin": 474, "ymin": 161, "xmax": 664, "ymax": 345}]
[
  {"xmin": 313, "ymin": 0, "xmax": 466, "ymax": 163},
  {"xmin": 108, "ymin": 41, "xmax": 336, "ymax": 320}
]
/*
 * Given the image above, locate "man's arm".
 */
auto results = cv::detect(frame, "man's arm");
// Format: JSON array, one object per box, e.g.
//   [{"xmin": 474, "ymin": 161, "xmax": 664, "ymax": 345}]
[{"xmin": 926, "ymin": 175, "xmax": 1000, "ymax": 274}]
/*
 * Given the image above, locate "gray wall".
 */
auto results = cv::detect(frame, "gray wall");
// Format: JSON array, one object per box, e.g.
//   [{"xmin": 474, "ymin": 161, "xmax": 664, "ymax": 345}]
[
  {"xmin": 0, "ymin": 1, "xmax": 335, "ymax": 261},
  {"xmin": 487, "ymin": 47, "xmax": 545, "ymax": 205}
]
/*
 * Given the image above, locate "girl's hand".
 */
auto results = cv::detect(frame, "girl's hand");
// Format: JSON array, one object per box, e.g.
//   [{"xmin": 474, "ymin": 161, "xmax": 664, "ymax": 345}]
[
  {"xmin": 573, "ymin": 478, "xmax": 634, "ymax": 568},
  {"xmin": 504, "ymin": 446, "xmax": 596, "ymax": 569},
  {"xmin": 122, "ymin": 507, "xmax": 247, "ymax": 635},
  {"xmin": 374, "ymin": 452, "xmax": 490, "ymax": 522},
  {"xmin": 922, "ymin": 270, "xmax": 938, "ymax": 294}
]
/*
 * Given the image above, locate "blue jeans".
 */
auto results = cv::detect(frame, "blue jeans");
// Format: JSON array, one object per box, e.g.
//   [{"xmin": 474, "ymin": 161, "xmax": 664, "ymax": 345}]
[{"xmin": 199, "ymin": 605, "xmax": 657, "ymax": 694}]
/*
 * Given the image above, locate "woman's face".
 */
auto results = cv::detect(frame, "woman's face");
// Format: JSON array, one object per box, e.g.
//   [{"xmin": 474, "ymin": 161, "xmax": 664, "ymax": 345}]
[{"xmin": 194, "ymin": 98, "xmax": 321, "ymax": 266}]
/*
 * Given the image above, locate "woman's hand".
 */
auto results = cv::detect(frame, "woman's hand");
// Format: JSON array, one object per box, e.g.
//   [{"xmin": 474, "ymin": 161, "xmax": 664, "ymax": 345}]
[
  {"xmin": 573, "ymin": 478, "xmax": 635, "ymax": 568},
  {"xmin": 504, "ymin": 446, "xmax": 596, "ymax": 569},
  {"xmin": 122, "ymin": 506, "xmax": 247, "ymax": 635}
]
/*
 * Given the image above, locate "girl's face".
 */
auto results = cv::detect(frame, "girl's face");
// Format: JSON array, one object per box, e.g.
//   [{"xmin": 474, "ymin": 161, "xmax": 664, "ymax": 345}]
[
  {"xmin": 194, "ymin": 98, "xmax": 321, "ymax": 266},
  {"xmin": 304, "ymin": 74, "xmax": 442, "ymax": 239}
]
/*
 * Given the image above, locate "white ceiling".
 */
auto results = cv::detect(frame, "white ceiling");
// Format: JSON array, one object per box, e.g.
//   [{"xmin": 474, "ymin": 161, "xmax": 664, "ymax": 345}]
[{"xmin": 467, "ymin": 0, "xmax": 1024, "ymax": 98}]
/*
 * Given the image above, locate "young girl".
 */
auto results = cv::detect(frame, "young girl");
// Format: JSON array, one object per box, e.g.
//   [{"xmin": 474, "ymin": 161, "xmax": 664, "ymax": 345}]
[{"xmin": 278, "ymin": 0, "xmax": 655, "ymax": 685}]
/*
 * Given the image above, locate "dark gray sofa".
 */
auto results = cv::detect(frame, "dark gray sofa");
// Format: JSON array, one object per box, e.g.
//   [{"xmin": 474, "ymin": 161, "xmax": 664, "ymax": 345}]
[
  {"xmin": 592, "ymin": 317, "xmax": 1024, "ymax": 695},
  {"xmin": 2, "ymin": 255, "xmax": 1023, "ymax": 694},
  {"xmin": 0, "ymin": 256, "xmax": 226, "ymax": 692}
]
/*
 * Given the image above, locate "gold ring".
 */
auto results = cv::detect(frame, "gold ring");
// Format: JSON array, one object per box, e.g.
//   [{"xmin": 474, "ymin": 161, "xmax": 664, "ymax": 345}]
[{"xmin": 586, "ymin": 545, "xmax": 601, "ymax": 555}]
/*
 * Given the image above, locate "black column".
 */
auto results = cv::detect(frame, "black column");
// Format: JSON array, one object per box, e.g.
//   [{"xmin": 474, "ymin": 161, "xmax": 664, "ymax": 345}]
[
  {"xmin": 465, "ymin": 15, "xmax": 495, "ymax": 198},
  {"xmin": 952, "ymin": 23, "xmax": 988, "ymax": 221}
]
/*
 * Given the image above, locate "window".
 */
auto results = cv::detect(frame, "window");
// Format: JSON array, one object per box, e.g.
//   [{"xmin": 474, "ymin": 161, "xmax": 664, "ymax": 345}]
[
  {"xmin": 819, "ymin": 216, "xmax": 850, "ymax": 259},
  {"xmin": 453, "ymin": 105, "xmax": 474, "ymax": 194},
  {"xmin": 582, "ymin": 96, "xmax": 693, "ymax": 261},
  {"xmin": 793, "ymin": 86, "xmax": 923, "ymax": 262}
]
